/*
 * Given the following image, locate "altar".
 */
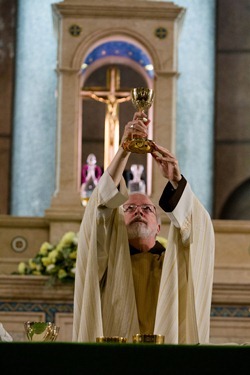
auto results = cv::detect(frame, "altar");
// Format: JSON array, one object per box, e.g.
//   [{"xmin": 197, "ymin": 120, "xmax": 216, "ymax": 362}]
[
  {"xmin": 1, "ymin": 342, "xmax": 250, "ymax": 375},
  {"xmin": 1, "ymin": 218, "xmax": 250, "ymax": 344}
]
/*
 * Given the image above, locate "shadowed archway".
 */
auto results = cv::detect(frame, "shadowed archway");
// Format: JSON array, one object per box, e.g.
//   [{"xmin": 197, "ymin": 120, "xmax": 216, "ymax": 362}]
[{"xmin": 220, "ymin": 179, "xmax": 250, "ymax": 220}]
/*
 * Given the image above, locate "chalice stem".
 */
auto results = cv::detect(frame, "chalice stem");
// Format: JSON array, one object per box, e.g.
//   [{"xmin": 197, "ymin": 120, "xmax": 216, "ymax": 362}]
[{"xmin": 122, "ymin": 87, "xmax": 154, "ymax": 153}]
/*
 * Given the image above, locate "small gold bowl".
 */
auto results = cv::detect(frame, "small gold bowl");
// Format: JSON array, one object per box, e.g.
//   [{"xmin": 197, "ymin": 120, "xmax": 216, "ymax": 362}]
[
  {"xmin": 132, "ymin": 334, "xmax": 165, "ymax": 344},
  {"xmin": 96, "ymin": 336, "xmax": 127, "ymax": 343},
  {"xmin": 24, "ymin": 321, "xmax": 60, "ymax": 342}
]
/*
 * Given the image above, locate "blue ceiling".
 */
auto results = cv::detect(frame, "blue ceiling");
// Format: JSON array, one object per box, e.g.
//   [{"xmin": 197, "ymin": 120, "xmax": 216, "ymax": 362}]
[{"xmin": 81, "ymin": 41, "xmax": 154, "ymax": 78}]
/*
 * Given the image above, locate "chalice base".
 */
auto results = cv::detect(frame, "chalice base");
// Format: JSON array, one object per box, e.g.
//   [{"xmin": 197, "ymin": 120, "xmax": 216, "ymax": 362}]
[
  {"xmin": 122, "ymin": 138, "xmax": 155, "ymax": 154},
  {"xmin": 132, "ymin": 334, "xmax": 165, "ymax": 344},
  {"xmin": 96, "ymin": 336, "xmax": 127, "ymax": 343}
]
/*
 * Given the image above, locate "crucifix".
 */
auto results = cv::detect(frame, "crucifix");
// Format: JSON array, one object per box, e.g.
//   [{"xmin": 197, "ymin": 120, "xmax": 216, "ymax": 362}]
[{"xmin": 80, "ymin": 67, "xmax": 131, "ymax": 170}]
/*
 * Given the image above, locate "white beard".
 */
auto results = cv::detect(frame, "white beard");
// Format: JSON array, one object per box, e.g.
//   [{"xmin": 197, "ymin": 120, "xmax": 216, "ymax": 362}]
[{"xmin": 127, "ymin": 222, "xmax": 155, "ymax": 239}]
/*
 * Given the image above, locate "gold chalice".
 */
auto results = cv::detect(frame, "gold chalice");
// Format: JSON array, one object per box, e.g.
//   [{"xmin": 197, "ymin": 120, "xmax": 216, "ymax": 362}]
[
  {"xmin": 24, "ymin": 321, "xmax": 60, "ymax": 342},
  {"xmin": 122, "ymin": 87, "xmax": 155, "ymax": 153}
]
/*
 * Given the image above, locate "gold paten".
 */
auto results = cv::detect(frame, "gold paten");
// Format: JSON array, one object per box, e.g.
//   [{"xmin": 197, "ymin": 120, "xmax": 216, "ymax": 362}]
[{"xmin": 122, "ymin": 138, "xmax": 155, "ymax": 153}]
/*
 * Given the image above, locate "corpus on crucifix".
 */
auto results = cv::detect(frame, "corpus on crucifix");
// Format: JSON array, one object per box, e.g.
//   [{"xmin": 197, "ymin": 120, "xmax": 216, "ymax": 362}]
[{"xmin": 81, "ymin": 66, "xmax": 131, "ymax": 170}]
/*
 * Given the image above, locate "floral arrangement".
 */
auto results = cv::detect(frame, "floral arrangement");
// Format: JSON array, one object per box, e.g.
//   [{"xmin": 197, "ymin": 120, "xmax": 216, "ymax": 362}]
[
  {"xmin": 16, "ymin": 231, "xmax": 78, "ymax": 284},
  {"xmin": 15, "ymin": 231, "xmax": 167, "ymax": 284}
]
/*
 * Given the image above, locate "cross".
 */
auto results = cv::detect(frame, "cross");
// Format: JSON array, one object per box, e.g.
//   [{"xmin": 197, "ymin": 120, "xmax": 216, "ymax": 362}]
[
  {"xmin": 69, "ymin": 24, "xmax": 82, "ymax": 37},
  {"xmin": 80, "ymin": 67, "xmax": 131, "ymax": 170},
  {"xmin": 155, "ymin": 27, "xmax": 167, "ymax": 39}
]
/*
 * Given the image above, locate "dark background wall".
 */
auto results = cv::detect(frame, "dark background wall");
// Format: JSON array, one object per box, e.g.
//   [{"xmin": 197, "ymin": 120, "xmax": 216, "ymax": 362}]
[
  {"xmin": 0, "ymin": 0, "xmax": 17, "ymax": 214},
  {"xmin": 214, "ymin": 0, "xmax": 250, "ymax": 219}
]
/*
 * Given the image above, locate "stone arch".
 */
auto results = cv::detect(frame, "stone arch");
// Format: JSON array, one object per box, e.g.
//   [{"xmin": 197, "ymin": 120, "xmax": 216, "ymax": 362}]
[
  {"xmin": 80, "ymin": 55, "xmax": 153, "ymax": 89},
  {"xmin": 48, "ymin": 1, "xmax": 183, "ymax": 213},
  {"xmin": 75, "ymin": 36, "xmax": 156, "ymax": 193},
  {"xmin": 71, "ymin": 27, "xmax": 161, "ymax": 74}
]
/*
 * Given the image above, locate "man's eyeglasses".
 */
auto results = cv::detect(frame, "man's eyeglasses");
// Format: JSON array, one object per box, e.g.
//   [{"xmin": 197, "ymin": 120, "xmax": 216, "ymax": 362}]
[{"xmin": 122, "ymin": 204, "xmax": 156, "ymax": 214}]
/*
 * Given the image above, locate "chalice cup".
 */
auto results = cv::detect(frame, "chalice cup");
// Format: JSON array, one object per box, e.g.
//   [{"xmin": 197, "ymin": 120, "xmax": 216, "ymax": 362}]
[
  {"xmin": 24, "ymin": 321, "xmax": 60, "ymax": 342},
  {"xmin": 122, "ymin": 87, "xmax": 155, "ymax": 154}
]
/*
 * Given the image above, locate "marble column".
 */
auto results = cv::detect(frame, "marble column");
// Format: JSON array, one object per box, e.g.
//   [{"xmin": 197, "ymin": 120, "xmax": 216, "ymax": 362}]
[
  {"xmin": 175, "ymin": 0, "xmax": 216, "ymax": 214},
  {"xmin": 11, "ymin": 0, "xmax": 59, "ymax": 216}
]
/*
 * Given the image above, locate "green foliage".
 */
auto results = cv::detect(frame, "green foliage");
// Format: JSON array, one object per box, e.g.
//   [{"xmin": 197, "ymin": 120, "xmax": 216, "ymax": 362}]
[{"xmin": 16, "ymin": 232, "xmax": 78, "ymax": 284}]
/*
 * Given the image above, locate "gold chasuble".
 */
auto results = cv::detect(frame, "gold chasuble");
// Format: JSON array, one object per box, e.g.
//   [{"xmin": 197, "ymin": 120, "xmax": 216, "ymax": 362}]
[
  {"xmin": 73, "ymin": 171, "xmax": 215, "ymax": 344},
  {"xmin": 131, "ymin": 252, "xmax": 164, "ymax": 334}
]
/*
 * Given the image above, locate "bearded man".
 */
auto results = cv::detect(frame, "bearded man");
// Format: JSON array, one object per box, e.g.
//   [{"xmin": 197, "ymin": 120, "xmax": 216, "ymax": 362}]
[{"xmin": 73, "ymin": 112, "xmax": 215, "ymax": 344}]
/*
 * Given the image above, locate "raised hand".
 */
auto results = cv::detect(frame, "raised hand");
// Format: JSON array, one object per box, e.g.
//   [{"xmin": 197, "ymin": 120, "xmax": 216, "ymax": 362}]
[
  {"xmin": 151, "ymin": 144, "xmax": 182, "ymax": 184},
  {"xmin": 120, "ymin": 111, "xmax": 149, "ymax": 145}
]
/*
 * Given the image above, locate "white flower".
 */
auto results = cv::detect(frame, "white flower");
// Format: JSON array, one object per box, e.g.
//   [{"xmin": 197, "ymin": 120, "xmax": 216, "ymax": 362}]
[{"xmin": 46, "ymin": 264, "xmax": 56, "ymax": 273}]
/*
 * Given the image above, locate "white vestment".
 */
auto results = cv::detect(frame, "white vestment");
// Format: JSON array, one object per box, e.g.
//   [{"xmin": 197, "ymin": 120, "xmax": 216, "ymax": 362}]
[{"xmin": 73, "ymin": 171, "xmax": 215, "ymax": 344}]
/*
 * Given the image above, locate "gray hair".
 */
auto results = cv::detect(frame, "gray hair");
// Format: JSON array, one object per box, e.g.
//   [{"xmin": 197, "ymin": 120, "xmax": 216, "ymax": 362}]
[{"xmin": 127, "ymin": 192, "xmax": 161, "ymax": 225}]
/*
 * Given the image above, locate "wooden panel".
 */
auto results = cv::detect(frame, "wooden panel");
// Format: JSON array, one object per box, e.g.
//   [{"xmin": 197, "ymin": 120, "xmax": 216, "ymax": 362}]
[
  {"xmin": 55, "ymin": 313, "xmax": 73, "ymax": 342},
  {"xmin": 210, "ymin": 317, "xmax": 250, "ymax": 345}
]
